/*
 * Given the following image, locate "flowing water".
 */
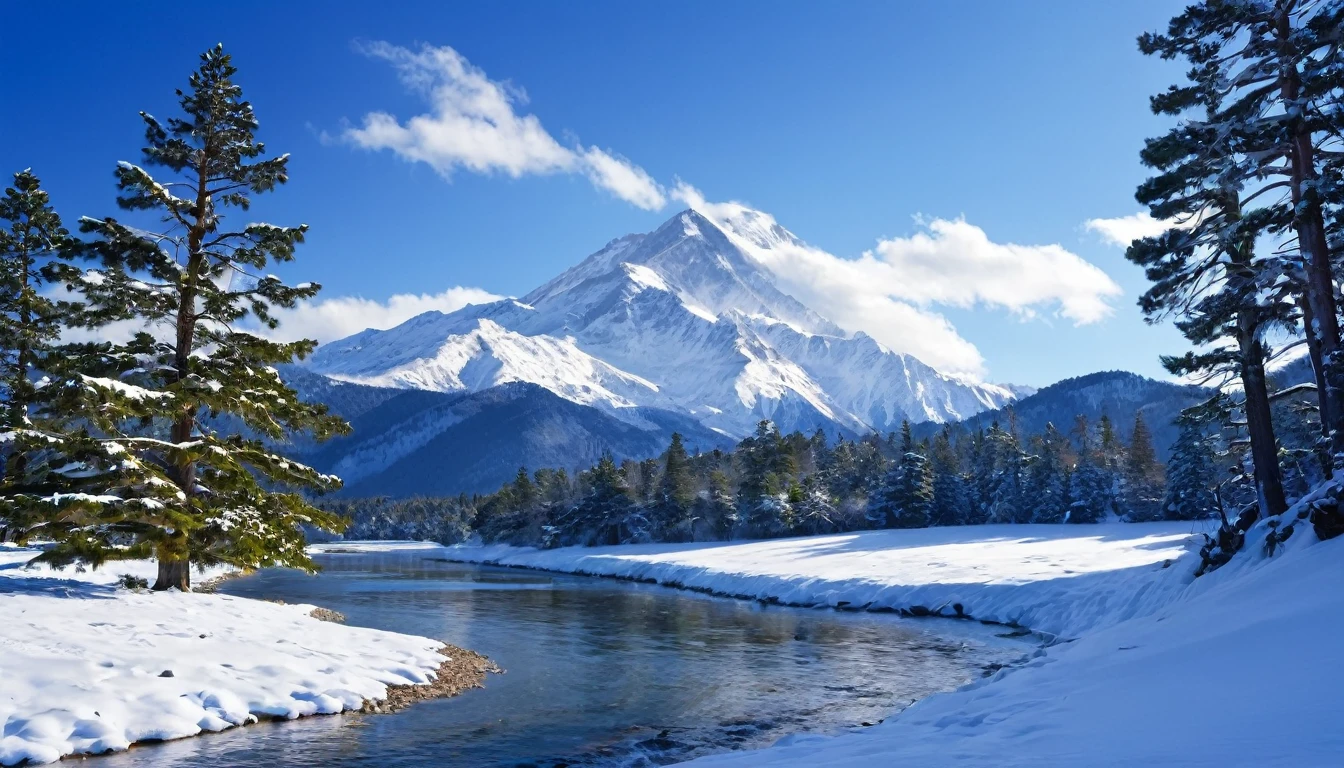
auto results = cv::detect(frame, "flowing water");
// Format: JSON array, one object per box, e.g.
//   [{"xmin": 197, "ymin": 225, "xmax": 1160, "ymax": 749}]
[{"xmin": 94, "ymin": 550, "xmax": 1028, "ymax": 767}]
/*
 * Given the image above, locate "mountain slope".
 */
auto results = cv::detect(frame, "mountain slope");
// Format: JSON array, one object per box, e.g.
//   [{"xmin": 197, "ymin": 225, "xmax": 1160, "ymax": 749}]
[
  {"xmin": 915, "ymin": 371, "xmax": 1207, "ymax": 456},
  {"xmin": 282, "ymin": 370, "xmax": 730, "ymax": 496},
  {"xmin": 307, "ymin": 209, "xmax": 1015, "ymax": 437}
]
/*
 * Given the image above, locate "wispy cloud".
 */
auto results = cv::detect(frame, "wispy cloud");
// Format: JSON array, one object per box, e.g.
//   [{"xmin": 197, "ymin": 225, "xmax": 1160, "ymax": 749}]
[
  {"xmin": 58, "ymin": 285, "xmax": 502, "ymax": 347},
  {"xmin": 672, "ymin": 183, "xmax": 1123, "ymax": 378},
  {"xmin": 341, "ymin": 41, "xmax": 666, "ymax": 210},
  {"xmin": 1084, "ymin": 211, "xmax": 1179, "ymax": 248},
  {"xmin": 261, "ymin": 286, "xmax": 503, "ymax": 344}
]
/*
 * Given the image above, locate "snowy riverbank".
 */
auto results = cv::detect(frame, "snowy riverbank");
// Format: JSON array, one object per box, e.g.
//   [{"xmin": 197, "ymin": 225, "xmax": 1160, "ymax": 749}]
[
  {"xmin": 434, "ymin": 522, "xmax": 1207, "ymax": 640},
  {"xmin": 427, "ymin": 521, "xmax": 1343, "ymax": 766},
  {"xmin": 0, "ymin": 546, "xmax": 456, "ymax": 766}
]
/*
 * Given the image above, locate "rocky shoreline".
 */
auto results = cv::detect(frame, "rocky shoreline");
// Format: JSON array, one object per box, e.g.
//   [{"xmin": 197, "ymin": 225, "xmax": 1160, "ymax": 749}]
[{"xmin": 361, "ymin": 644, "xmax": 503, "ymax": 714}]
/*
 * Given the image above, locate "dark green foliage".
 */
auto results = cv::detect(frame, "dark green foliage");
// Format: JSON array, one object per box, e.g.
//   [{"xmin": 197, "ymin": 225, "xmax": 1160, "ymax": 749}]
[
  {"xmin": 654, "ymin": 432, "xmax": 696, "ymax": 539},
  {"xmin": 1162, "ymin": 415, "xmax": 1218, "ymax": 521},
  {"xmin": 558, "ymin": 453, "xmax": 642, "ymax": 546},
  {"xmin": 1122, "ymin": 413, "xmax": 1165, "ymax": 521},
  {"xmin": 928, "ymin": 428, "xmax": 967, "ymax": 527},
  {"xmin": 346, "ymin": 400, "xmax": 1230, "ymax": 548},
  {"xmin": 9, "ymin": 47, "xmax": 350, "ymax": 587},
  {"xmin": 867, "ymin": 421, "xmax": 932, "ymax": 529},
  {"xmin": 0, "ymin": 170, "xmax": 82, "ymax": 544}
]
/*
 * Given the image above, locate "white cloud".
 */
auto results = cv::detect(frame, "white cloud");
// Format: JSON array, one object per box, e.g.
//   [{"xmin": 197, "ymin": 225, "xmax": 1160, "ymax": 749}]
[
  {"xmin": 580, "ymin": 147, "xmax": 666, "ymax": 212},
  {"xmin": 57, "ymin": 286, "xmax": 502, "ymax": 347},
  {"xmin": 1084, "ymin": 211, "xmax": 1178, "ymax": 248},
  {"xmin": 343, "ymin": 42, "xmax": 666, "ymax": 210},
  {"xmin": 672, "ymin": 183, "xmax": 1124, "ymax": 378},
  {"xmin": 265, "ymin": 286, "xmax": 503, "ymax": 344}
]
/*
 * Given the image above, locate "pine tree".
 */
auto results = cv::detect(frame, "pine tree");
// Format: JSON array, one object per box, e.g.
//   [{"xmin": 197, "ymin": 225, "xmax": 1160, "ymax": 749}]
[
  {"xmin": 928, "ymin": 428, "xmax": 966, "ymax": 526},
  {"xmin": 1028, "ymin": 423, "xmax": 1071, "ymax": 523},
  {"xmin": 47, "ymin": 47, "xmax": 350, "ymax": 589},
  {"xmin": 986, "ymin": 422, "xmax": 1028, "ymax": 524},
  {"xmin": 868, "ymin": 421, "xmax": 932, "ymax": 529},
  {"xmin": 1140, "ymin": 0, "xmax": 1344, "ymax": 454},
  {"xmin": 1122, "ymin": 413, "xmax": 1165, "ymax": 521},
  {"xmin": 736, "ymin": 420, "xmax": 793, "ymax": 537},
  {"xmin": 703, "ymin": 468, "xmax": 737, "ymax": 539},
  {"xmin": 792, "ymin": 473, "xmax": 839, "ymax": 535},
  {"xmin": 513, "ymin": 467, "xmax": 536, "ymax": 509},
  {"xmin": 1067, "ymin": 416, "xmax": 1111, "ymax": 523},
  {"xmin": 655, "ymin": 432, "xmax": 696, "ymax": 538},
  {"xmin": 0, "ymin": 170, "xmax": 82, "ymax": 543},
  {"xmin": 1163, "ymin": 413, "xmax": 1218, "ymax": 520},
  {"xmin": 564, "ymin": 453, "xmax": 637, "ymax": 545},
  {"xmin": 965, "ymin": 428, "xmax": 995, "ymax": 525},
  {"xmin": 1129, "ymin": 25, "xmax": 1293, "ymax": 519}
]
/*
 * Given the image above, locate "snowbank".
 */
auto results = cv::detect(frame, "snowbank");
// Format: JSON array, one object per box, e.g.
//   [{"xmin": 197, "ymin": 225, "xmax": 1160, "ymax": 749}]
[
  {"xmin": 443, "ymin": 522, "xmax": 1208, "ymax": 640},
  {"xmin": 437, "ymin": 522, "xmax": 1343, "ymax": 766},
  {"xmin": 682, "ymin": 523, "xmax": 1344, "ymax": 767},
  {"xmin": 0, "ymin": 546, "xmax": 448, "ymax": 766}
]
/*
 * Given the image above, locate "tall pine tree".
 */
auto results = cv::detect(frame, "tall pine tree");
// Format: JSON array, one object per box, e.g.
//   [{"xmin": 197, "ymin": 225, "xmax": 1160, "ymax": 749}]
[
  {"xmin": 0, "ymin": 170, "xmax": 86, "ymax": 544},
  {"xmin": 50, "ymin": 46, "xmax": 350, "ymax": 589},
  {"xmin": 868, "ymin": 421, "xmax": 932, "ymax": 529},
  {"xmin": 1163, "ymin": 412, "xmax": 1218, "ymax": 520}
]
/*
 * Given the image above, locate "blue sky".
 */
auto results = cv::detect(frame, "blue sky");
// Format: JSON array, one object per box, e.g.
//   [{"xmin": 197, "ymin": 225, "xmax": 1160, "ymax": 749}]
[{"xmin": 1, "ymin": 1, "xmax": 1190, "ymax": 387}]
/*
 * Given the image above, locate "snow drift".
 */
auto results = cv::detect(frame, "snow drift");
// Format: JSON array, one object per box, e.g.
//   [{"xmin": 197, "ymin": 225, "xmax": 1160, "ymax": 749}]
[{"xmin": 0, "ymin": 548, "xmax": 449, "ymax": 766}]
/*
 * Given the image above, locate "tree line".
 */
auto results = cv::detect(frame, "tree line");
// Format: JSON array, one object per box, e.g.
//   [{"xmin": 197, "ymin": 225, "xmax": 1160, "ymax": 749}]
[
  {"xmin": 0, "ymin": 47, "xmax": 347, "ymax": 589},
  {"xmin": 331, "ymin": 412, "xmax": 1198, "ymax": 549}
]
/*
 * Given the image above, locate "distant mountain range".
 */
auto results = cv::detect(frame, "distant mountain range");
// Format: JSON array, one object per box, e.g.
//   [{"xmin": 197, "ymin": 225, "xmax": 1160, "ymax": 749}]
[{"xmin": 290, "ymin": 209, "xmax": 1202, "ymax": 496}]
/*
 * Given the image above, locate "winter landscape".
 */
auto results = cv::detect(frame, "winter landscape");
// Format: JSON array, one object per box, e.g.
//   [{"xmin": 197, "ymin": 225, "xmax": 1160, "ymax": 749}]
[{"xmin": 3, "ymin": 1, "xmax": 1344, "ymax": 766}]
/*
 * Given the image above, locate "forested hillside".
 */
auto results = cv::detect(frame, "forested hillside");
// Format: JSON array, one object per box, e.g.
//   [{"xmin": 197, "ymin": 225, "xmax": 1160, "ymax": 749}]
[{"xmin": 914, "ymin": 371, "xmax": 1207, "ymax": 459}]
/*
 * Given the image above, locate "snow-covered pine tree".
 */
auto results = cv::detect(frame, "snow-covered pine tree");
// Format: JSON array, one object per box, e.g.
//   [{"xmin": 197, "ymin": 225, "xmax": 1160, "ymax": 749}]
[
  {"xmin": 50, "ymin": 46, "xmax": 349, "ymax": 589},
  {"xmin": 792, "ymin": 473, "xmax": 839, "ymax": 535},
  {"xmin": 564, "ymin": 453, "xmax": 640, "ymax": 545},
  {"xmin": 0, "ymin": 169, "xmax": 90, "ymax": 544},
  {"xmin": 928, "ymin": 427, "xmax": 967, "ymax": 526},
  {"xmin": 868, "ymin": 421, "xmax": 932, "ymax": 529},
  {"xmin": 1028, "ymin": 423, "xmax": 1072, "ymax": 523},
  {"xmin": 655, "ymin": 432, "xmax": 696, "ymax": 539},
  {"xmin": 1128, "ymin": 33, "xmax": 1293, "ymax": 520},
  {"xmin": 1067, "ymin": 416, "xmax": 1111, "ymax": 523},
  {"xmin": 986, "ymin": 422, "xmax": 1029, "ymax": 524},
  {"xmin": 1122, "ymin": 413, "xmax": 1165, "ymax": 521},
  {"xmin": 736, "ymin": 420, "xmax": 795, "ymax": 537},
  {"xmin": 1163, "ymin": 412, "xmax": 1218, "ymax": 520},
  {"xmin": 1140, "ymin": 0, "xmax": 1344, "ymax": 454}
]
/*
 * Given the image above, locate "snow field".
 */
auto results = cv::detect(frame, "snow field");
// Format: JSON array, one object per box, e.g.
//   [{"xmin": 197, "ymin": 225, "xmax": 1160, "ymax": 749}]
[{"xmin": 0, "ymin": 547, "xmax": 447, "ymax": 766}]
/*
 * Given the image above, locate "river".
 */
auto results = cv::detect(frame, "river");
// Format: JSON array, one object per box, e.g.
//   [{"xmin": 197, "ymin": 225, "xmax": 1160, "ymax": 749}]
[{"xmin": 93, "ymin": 549, "xmax": 1029, "ymax": 767}]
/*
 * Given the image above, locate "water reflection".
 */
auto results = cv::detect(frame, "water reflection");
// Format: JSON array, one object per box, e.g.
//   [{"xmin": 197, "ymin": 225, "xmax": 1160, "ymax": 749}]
[{"xmin": 93, "ymin": 551, "xmax": 1026, "ymax": 767}]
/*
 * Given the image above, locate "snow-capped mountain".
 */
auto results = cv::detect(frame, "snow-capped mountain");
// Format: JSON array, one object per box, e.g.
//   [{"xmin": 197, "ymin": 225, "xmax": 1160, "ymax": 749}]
[{"xmin": 308, "ymin": 209, "xmax": 1016, "ymax": 437}]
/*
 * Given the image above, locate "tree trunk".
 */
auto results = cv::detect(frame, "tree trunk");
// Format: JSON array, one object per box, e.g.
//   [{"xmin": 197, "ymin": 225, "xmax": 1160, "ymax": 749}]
[
  {"xmin": 1277, "ymin": 7, "xmax": 1344, "ymax": 456},
  {"xmin": 153, "ymin": 557, "xmax": 191, "ymax": 591},
  {"xmin": 1239, "ymin": 316, "xmax": 1289, "ymax": 519},
  {"xmin": 151, "ymin": 532, "xmax": 191, "ymax": 591}
]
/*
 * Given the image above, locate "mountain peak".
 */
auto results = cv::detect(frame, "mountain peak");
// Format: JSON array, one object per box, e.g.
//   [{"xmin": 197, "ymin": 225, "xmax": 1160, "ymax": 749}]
[{"xmin": 309, "ymin": 204, "xmax": 1020, "ymax": 438}]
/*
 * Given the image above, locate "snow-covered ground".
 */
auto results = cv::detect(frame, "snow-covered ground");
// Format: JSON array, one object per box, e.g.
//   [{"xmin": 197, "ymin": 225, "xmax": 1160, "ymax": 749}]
[
  {"xmin": 0, "ymin": 546, "xmax": 447, "ymax": 766},
  {"xmin": 438, "ymin": 521, "xmax": 1344, "ymax": 766},
  {"xmin": 10, "ymin": 520, "xmax": 1340, "ymax": 767}
]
